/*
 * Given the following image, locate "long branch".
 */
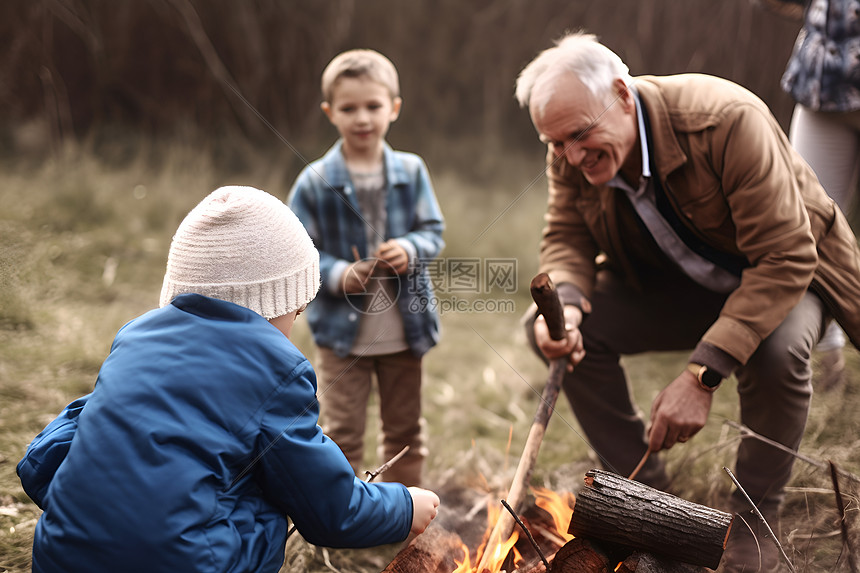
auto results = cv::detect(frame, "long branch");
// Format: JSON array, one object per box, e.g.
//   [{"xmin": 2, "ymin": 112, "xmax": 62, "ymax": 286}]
[{"xmin": 725, "ymin": 420, "xmax": 860, "ymax": 484}]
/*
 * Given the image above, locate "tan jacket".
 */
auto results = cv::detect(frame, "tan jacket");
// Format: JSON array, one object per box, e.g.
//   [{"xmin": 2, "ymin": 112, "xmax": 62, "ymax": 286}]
[{"xmin": 540, "ymin": 73, "xmax": 860, "ymax": 368}]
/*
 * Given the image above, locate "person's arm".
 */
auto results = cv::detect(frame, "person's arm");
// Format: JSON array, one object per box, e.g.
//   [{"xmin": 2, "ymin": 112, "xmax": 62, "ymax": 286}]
[
  {"xmin": 649, "ymin": 99, "xmax": 819, "ymax": 452},
  {"xmin": 17, "ymin": 394, "xmax": 91, "ymax": 508},
  {"xmin": 254, "ymin": 361, "xmax": 424, "ymax": 547}
]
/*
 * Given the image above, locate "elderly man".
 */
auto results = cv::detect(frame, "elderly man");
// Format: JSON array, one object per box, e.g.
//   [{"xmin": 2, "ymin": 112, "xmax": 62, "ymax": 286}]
[{"xmin": 517, "ymin": 32, "xmax": 860, "ymax": 572}]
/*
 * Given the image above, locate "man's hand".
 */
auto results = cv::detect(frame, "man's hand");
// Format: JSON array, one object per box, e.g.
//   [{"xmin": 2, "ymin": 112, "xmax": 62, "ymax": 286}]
[
  {"xmin": 647, "ymin": 370, "xmax": 713, "ymax": 452},
  {"xmin": 341, "ymin": 259, "xmax": 378, "ymax": 294},
  {"xmin": 375, "ymin": 240, "xmax": 409, "ymax": 274},
  {"xmin": 533, "ymin": 305, "xmax": 585, "ymax": 372},
  {"xmin": 407, "ymin": 487, "xmax": 440, "ymax": 535}
]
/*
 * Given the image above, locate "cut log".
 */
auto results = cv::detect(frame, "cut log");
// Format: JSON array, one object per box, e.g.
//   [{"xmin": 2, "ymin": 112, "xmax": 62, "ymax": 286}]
[
  {"xmin": 547, "ymin": 538, "xmax": 609, "ymax": 572},
  {"xmin": 616, "ymin": 551, "xmax": 706, "ymax": 572},
  {"xmin": 381, "ymin": 521, "xmax": 465, "ymax": 573},
  {"xmin": 569, "ymin": 469, "xmax": 733, "ymax": 570}
]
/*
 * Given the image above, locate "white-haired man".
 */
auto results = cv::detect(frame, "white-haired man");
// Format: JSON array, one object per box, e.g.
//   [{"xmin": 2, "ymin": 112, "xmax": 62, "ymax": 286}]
[{"xmin": 517, "ymin": 32, "xmax": 860, "ymax": 572}]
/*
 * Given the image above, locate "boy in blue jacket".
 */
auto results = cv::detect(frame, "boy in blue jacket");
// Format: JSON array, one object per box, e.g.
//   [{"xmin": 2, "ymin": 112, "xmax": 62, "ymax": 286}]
[
  {"xmin": 288, "ymin": 49, "xmax": 445, "ymax": 487},
  {"xmin": 17, "ymin": 186, "xmax": 439, "ymax": 573}
]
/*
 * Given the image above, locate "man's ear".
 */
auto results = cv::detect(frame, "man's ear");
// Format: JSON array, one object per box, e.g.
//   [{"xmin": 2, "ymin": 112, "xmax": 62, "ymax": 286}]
[
  {"xmin": 321, "ymin": 101, "xmax": 333, "ymax": 122},
  {"xmin": 390, "ymin": 97, "xmax": 403, "ymax": 122},
  {"xmin": 614, "ymin": 79, "xmax": 634, "ymax": 111}
]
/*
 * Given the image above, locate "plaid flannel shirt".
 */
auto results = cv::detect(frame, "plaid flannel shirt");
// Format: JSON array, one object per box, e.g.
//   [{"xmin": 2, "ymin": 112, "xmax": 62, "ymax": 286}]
[{"xmin": 287, "ymin": 141, "xmax": 445, "ymax": 357}]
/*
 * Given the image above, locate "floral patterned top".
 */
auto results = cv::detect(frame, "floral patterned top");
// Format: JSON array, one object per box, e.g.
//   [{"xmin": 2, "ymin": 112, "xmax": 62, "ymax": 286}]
[{"xmin": 782, "ymin": 0, "xmax": 860, "ymax": 111}]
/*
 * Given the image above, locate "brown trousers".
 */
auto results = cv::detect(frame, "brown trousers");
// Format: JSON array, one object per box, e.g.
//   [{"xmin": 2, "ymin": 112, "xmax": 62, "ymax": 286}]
[
  {"xmin": 316, "ymin": 347, "xmax": 426, "ymax": 487},
  {"xmin": 524, "ymin": 269, "xmax": 828, "ymax": 508}
]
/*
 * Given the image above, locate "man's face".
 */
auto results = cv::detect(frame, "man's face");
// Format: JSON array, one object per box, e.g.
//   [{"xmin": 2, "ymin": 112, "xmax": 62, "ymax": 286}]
[{"xmin": 530, "ymin": 74, "xmax": 638, "ymax": 186}]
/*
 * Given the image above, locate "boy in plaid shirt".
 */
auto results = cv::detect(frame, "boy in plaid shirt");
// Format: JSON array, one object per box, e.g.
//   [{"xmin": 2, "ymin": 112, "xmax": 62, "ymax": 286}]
[{"xmin": 288, "ymin": 49, "xmax": 444, "ymax": 486}]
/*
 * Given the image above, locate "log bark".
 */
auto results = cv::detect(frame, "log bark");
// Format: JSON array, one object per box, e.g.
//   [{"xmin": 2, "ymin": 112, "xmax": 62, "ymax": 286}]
[
  {"xmin": 381, "ymin": 522, "xmax": 465, "ymax": 573},
  {"xmin": 569, "ymin": 469, "xmax": 733, "ymax": 570},
  {"xmin": 548, "ymin": 538, "xmax": 610, "ymax": 573},
  {"xmin": 616, "ymin": 551, "xmax": 706, "ymax": 572}
]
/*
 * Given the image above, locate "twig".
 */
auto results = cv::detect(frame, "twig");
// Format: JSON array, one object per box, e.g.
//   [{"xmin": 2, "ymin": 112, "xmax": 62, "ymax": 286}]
[
  {"xmin": 501, "ymin": 499, "xmax": 550, "ymax": 570},
  {"xmin": 532, "ymin": 523, "xmax": 568, "ymax": 548},
  {"xmin": 321, "ymin": 547, "xmax": 342, "ymax": 573},
  {"xmin": 628, "ymin": 449, "xmax": 651, "ymax": 481},
  {"xmin": 365, "ymin": 445, "xmax": 410, "ymax": 483},
  {"xmin": 723, "ymin": 467, "xmax": 796, "ymax": 573},
  {"xmin": 725, "ymin": 420, "xmax": 860, "ymax": 484},
  {"xmin": 829, "ymin": 461, "xmax": 858, "ymax": 572}
]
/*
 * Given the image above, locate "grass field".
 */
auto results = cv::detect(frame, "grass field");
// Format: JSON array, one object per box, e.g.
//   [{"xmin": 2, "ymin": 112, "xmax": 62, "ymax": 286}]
[{"xmin": 1, "ymin": 144, "xmax": 858, "ymax": 572}]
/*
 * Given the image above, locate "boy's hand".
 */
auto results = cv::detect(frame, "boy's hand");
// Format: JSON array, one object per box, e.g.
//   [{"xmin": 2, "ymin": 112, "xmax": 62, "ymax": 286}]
[
  {"xmin": 374, "ymin": 240, "xmax": 409, "ymax": 274},
  {"xmin": 341, "ymin": 259, "xmax": 378, "ymax": 294},
  {"xmin": 407, "ymin": 487, "xmax": 440, "ymax": 535}
]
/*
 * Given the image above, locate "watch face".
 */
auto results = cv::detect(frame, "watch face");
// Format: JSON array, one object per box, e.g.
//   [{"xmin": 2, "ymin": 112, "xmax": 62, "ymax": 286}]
[{"xmin": 701, "ymin": 368, "xmax": 722, "ymax": 388}]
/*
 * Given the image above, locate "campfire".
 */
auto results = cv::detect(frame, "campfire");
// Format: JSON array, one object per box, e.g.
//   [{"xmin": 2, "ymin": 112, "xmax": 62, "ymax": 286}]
[
  {"xmin": 382, "ymin": 468, "xmax": 732, "ymax": 573},
  {"xmin": 448, "ymin": 486, "xmax": 576, "ymax": 573},
  {"xmin": 383, "ymin": 276, "xmax": 732, "ymax": 573}
]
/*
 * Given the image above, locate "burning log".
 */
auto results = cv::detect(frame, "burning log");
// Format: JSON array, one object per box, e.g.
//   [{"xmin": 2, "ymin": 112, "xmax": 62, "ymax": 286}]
[
  {"xmin": 569, "ymin": 470, "xmax": 733, "ymax": 570},
  {"xmin": 547, "ymin": 538, "xmax": 610, "ymax": 572},
  {"xmin": 381, "ymin": 521, "xmax": 464, "ymax": 573},
  {"xmin": 616, "ymin": 551, "xmax": 706, "ymax": 573}
]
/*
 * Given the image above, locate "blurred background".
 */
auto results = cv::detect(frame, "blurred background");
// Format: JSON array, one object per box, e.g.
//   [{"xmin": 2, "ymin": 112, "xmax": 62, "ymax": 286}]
[{"xmin": 2, "ymin": 0, "xmax": 803, "ymax": 178}]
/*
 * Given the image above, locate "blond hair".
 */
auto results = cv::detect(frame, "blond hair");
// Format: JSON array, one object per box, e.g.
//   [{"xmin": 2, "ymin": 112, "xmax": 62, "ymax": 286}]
[
  {"xmin": 515, "ymin": 32, "xmax": 631, "ymax": 114},
  {"xmin": 321, "ymin": 49, "xmax": 400, "ymax": 102}
]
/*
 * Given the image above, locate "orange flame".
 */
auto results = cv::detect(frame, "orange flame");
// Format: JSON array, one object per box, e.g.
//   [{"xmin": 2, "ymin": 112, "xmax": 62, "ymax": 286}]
[
  {"xmin": 450, "ymin": 487, "xmax": 574, "ymax": 572},
  {"xmin": 532, "ymin": 486, "xmax": 575, "ymax": 544}
]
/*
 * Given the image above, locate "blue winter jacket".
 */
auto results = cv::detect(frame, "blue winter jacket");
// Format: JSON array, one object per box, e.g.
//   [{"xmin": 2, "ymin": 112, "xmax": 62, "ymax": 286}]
[
  {"xmin": 287, "ymin": 141, "xmax": 445, "ymax": 357},
  {"xmin": 17, "ymin": 294, "xmax": 413, "ymax": 573}
]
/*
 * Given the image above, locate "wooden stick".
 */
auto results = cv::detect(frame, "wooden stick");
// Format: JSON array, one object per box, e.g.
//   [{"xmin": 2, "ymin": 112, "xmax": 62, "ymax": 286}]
[
  {"xmin": 828, "ymin": 461, "xmax": 858, "ymax": 572},
  {"xmin": 725, "ymin": 420, "xmax": 860, "ymax": 484},
  {"xmin": 475, "ymin": 273, "xmax": 566, "ymax": 572},
  {"xmin": 628, "ymin": 449, "xmax": 651, "ymax": 481},
  {"xmin": 723, "ymin": 466, "xmax": 795, "ymax": 572},
  {"xmin": 501, "ymin": 498, "xmax": 550, "ymax": 570},
  {"xmin": 365, "ymin": 445, "xmax": 410, "ymax": 482},
  {"xmin": 529, "ymin": 273, "xmax": 566, "ymax": 339}
]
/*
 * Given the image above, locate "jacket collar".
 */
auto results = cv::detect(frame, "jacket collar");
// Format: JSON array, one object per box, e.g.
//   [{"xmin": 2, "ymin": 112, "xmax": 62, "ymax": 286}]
[
  {"xmin": 169, "ymin": 293, "xmax": 264, "ymax": 323},
  {"xmin": 318, "ymin": 140, "xmax": 410, "ymax": 191},
  {"xmin": 631, "ymin": 77, "xmax": 688, "ymax": 179}
]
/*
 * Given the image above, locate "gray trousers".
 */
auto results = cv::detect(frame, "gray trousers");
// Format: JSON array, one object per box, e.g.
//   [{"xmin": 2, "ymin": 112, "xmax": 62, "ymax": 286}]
[{"xmin": 525, "ymin": 269, "xmax": 828, "ymax": 507}]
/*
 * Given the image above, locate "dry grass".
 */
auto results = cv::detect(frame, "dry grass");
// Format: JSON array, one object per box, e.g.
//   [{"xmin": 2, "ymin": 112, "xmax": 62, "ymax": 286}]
[{"xmin": 1, "ymin": 145, "xmax": 858, "ymax": 572}]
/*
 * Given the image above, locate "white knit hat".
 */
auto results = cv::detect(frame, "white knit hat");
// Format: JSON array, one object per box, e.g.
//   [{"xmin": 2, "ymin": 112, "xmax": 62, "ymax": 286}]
[{"xmin": 159, "ymin": 186, "xmax": 320, "ymax": 319}]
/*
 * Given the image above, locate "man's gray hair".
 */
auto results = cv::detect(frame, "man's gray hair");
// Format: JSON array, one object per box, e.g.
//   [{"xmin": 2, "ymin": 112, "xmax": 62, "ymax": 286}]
[{"xmin": 515, "ymin": 32, "xmax": 632, "ymax": 113}]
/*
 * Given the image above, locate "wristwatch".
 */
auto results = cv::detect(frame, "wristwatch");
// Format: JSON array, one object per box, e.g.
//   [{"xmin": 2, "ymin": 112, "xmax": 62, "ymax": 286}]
[{"xmin": 686, "ymin": 363, "xmax": 722, "ymax": 392}]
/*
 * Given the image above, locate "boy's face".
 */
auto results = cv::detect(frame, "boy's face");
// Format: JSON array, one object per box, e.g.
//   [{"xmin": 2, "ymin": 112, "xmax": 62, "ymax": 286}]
[{"xmin": 322, "ymin": 76, "xmax": 401, "ymax": 158}]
